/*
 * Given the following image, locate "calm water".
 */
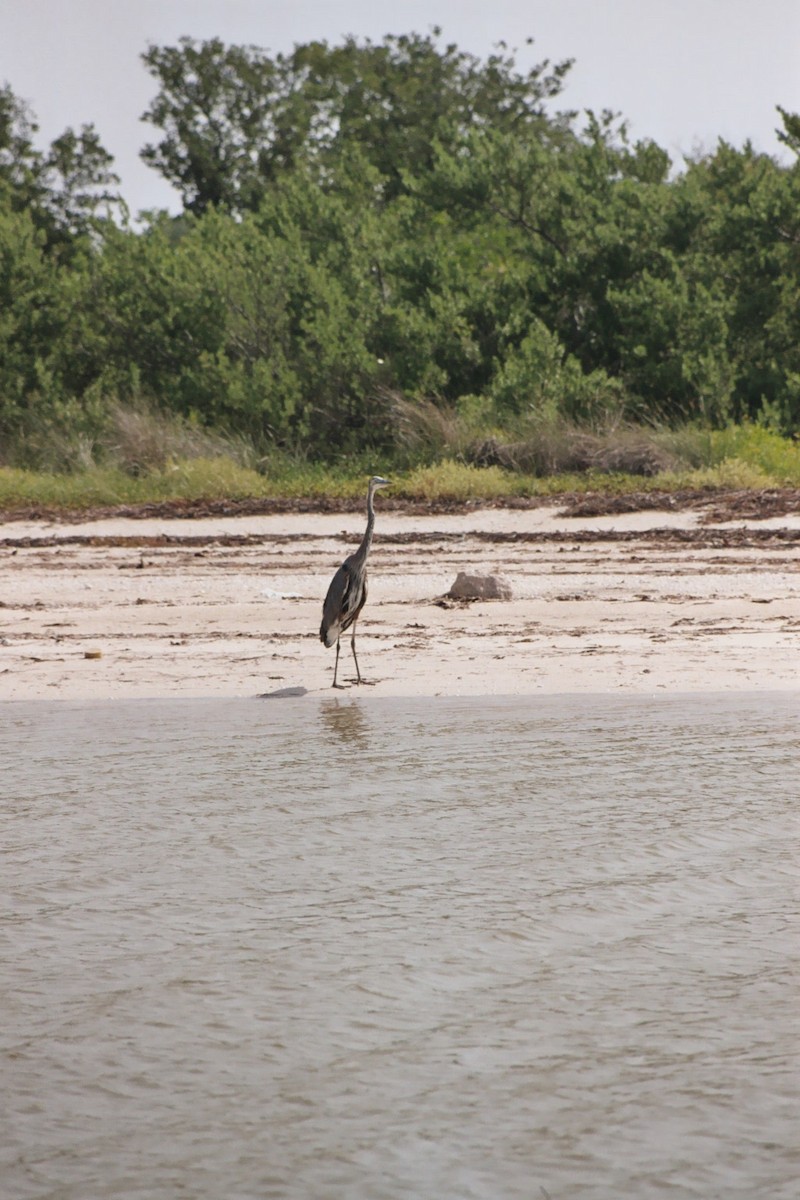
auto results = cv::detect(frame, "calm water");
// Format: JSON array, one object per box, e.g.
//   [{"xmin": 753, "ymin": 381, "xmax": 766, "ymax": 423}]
[{"xmin": 2, "ymin": 692, "xmax": 798, "ymax": 1200}]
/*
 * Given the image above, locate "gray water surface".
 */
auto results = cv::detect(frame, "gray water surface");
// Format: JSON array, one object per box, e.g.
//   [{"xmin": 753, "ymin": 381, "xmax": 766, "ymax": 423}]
[{"xmin": 2, "ymin": 693, "xmax": 798, "ymax": 1199}]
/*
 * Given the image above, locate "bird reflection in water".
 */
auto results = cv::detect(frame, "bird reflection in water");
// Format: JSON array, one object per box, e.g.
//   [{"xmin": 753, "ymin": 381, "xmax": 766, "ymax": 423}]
[{"xmin": 319, "ymin": 699, "xmax": 371, "ymax": 749}]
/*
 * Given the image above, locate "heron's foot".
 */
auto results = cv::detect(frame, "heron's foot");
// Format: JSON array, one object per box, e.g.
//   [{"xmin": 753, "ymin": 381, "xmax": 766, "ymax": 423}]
[
  {"xmin": 356, "ymin": 678, "xmax": 377, "ymax": 686},
  {"xmin": 332, "ymin": 681, "xmax": 348, "ymax": 690}
]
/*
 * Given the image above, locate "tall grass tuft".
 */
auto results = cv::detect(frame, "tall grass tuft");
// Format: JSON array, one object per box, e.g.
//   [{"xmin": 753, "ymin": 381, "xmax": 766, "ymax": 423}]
[
  {"xmin": 390, "ymin": 393, "xmax": 685, "ymax": 478},
  {"xmin": 388, "ymin": 392, "xmax": 478, "ymax": 464},
  {"xmin": 102, "ymin": 403, "xmax": 259, "ymax": 475}
]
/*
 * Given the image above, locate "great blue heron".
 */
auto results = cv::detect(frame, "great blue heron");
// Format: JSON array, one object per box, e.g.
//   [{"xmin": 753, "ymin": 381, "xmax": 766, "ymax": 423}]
[{"xmin": 320, "ymin": 475, "xmax": 390, "ymax": 688}]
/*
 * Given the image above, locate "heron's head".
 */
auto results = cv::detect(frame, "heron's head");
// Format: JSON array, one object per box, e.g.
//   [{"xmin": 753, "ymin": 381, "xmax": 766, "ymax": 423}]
[{"xmin": 369, "ymin": 476, "xmax": 390, "ymax": 491}]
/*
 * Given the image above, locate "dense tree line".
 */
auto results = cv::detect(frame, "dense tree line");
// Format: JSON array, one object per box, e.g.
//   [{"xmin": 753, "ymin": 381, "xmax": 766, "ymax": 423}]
[{"xmin": 2, "ymin": 31, "xmax": 800, "ymax": 468}]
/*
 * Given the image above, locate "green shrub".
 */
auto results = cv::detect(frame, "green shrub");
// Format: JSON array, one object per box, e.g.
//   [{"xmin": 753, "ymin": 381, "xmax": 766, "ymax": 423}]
[
  {"xmin": 488, "ymin": 318, "xmax": 624, "ymax": 425},
  {"xmin": 397, "ymin": 460, "xmax": 517, "ymax": 501}
]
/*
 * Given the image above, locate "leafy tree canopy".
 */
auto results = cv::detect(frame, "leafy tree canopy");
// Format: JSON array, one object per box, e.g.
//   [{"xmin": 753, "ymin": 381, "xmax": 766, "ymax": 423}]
[
  {"xmin": 140, "ymin": 30, "xmax": 574, "ymax": 213},
  {"xmin": 0, "ymin": 83, "xmax": 124, "ymax": 248},
  {"xmin": 4, "ymin": 33, "xmax": 800, "ymax": 465}
]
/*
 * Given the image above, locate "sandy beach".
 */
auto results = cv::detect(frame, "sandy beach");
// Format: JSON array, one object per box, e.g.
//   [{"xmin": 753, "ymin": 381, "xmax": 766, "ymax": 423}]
[{"xmin": 1, "ymin": 495, "xmax": 799, "ymax": 700}]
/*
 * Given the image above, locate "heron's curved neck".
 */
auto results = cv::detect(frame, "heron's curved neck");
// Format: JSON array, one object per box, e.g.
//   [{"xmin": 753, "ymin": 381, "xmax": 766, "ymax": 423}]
[{"xmin": 354, "ymin": 485, "xmax": 377, "ymax": 564}]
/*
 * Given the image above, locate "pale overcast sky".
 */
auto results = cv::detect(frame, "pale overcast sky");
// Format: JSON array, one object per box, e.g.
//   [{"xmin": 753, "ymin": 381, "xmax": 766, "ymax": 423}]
[{"xmin": 2, "ymin": 0, "xmax": 799, "ymax": 215}]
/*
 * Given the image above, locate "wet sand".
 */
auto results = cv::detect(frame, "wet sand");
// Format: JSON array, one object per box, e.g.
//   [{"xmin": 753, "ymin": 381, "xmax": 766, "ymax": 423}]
[{"xmin": 1, "ymin": 498, "xmax": 799, "ymax": 699}]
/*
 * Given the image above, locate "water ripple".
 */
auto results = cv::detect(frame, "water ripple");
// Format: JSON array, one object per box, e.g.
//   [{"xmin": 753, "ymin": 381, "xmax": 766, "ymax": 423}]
[{"xmin": 2, "ymin": 692, "xmax": 798, "ymax": 1200}]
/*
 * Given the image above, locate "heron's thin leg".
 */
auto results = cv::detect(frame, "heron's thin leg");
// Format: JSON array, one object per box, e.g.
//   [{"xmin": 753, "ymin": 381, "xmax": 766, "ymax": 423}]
[
  {"xmin": 332, "ymin": 637, "xmax": 344, "ymax": 688},
  {"xmin": 350, "ymin": 623, "xmax": 362, "ymax": 683}
]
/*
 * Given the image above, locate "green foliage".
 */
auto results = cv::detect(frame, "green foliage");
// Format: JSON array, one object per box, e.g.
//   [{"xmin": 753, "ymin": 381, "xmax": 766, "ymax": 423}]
[
  {"xmin": 4, "ymin": 30, "xmax": 800, "ymax": 482},
  {"xmin": 0, "ymin": 452, "xmax": 391, "ymax": 509},
  {"xmin": 706, "ymin": 423, "xmax": 800, "ymax": 481},
  {"xmin": 0, "ymin": 204, "xmax": 96, "ymax": 453},
  {"xmin": 488, "ymin": 318, "xmax": 623, "ymax": 422},
  {"xmin": 398, "ymin": 460, "xmax": 518, "ymax": 500},
  {"xmin": 0, "ymin": 83, "xmax": 123, "ymax": 246},
  {"xmin": 0, "ymin": 459, "xmax": 267, "ymax": 508},
  {"xmin": 670, "ymin": 142, "xmax": 800, "ymax": 426},
  {"xmin": 140, "ymin": 31, "xmax": 573, "ymax": 213}
]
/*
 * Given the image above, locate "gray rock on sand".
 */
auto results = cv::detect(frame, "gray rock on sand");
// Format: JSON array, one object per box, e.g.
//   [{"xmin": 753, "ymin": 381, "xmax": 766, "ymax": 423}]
[{"xmin": 448, "ymin": 572, "xmax": 513, "ymax": 600}]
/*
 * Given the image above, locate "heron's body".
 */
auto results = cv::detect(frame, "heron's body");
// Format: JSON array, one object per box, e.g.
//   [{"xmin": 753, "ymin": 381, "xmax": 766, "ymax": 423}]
[
  {"xmin": 320, "ymin": 556, "xmax": 367, "ymax": 649},
  {"xmin": 320, "ymin": 476, "xmax": 389, "ymax": 687}
]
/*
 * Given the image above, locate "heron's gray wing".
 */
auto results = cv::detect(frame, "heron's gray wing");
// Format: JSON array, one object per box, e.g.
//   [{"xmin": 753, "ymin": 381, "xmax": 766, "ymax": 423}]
[
  {"xmin": 320, "ymin": 561, "xmax": 354, "ymax": 645},
  {"xmin": 321, "ymin": 556, "xmax": 369, "ymax": 645}
]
